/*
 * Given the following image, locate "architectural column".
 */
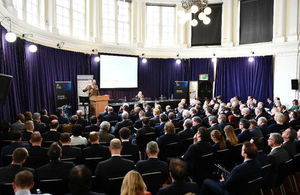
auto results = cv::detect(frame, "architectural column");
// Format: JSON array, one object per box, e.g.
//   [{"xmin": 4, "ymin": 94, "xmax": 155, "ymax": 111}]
[
  {"xmin": 222, "ymin": 0, "xmax": 233, "ymax": 46},
  {"xmin": 273, "ymin": 0, "xmax": 286, "ymax": 42},
  {"xmin": 88, "ymin": 0, "xmax": 94, "ymax": 41},
  {"xmin": 232, "ymin": 0, "xmax": 239, "ymax": 46},
  {"xmin": 286, "ymin": 0, "xmax": 298, "ymax": 41},
  {"xmin": 94, "ymin": 0, "xmax": 102, "ymax": 43},
  {"xmin": 135, "ymin": 0, "xmax": 144, "ymax": 48}
]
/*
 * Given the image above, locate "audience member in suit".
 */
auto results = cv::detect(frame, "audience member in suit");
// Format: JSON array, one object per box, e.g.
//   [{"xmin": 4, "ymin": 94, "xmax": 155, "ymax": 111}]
[
  {"xmin": 237, "ymin": 119, "xmax": 253, "ymax": 143},
  {"xmin": 267, "ymin": 133, "xmax": 289, "ymax": 186},
  {"xmin": 144, "ymin": 104, "xmax": 153, "ymax": 118},
  {"xmin": 57, "ymin": 108, "xmax": 69, "ymax": 125},
  {"xmin": 156, "ymin": 121, "xmax": 180, "ymax": 149},
  {"xmin": 97, "ymin": 106, "xmax": 109, "ymax": 124},
  {"xmin": 241, "ymin": 107, "xmax": 253, "ymax": 120},
  {"xmin": 98, "ymin": 121, "xmax": 115, "ymax": 143},
  {"xmin": 157, "ymin": 158, "xmax": 199, "ymax": 195},
  {"xmin": 191, "ymin": 116, "xmax": 202, "ymax": 135},
  {"xmin": 178, "ymin": 119, "xmax": 194, "ymax": 141},
  {"xmin": 114, "ymin": 112, "xmax": 133, "ymax": 137},
  {"xmin": 83, "ymin": 132, "xmax": 110, "ymax": 159},
  {"xmin": 202, "ymin": 107, "xmax": 213, "ymax": 128},
  {"xmin": 76, "ymin": 110, "xmax": 88, "ymax": 127},
  {"xmin": 287, "ymin": 111, "xmax": 300, "ymax": 129},
  {"xmin": 249, "ymin": 119, "xmax": 264, "ymax": 138},
  {"xmin": 201, "ymin": 142, "xmax": 261, "ymax": 195},
  {"xmin": 40, "ymin": 109, "xmax": 49, "ymax": 126},
  {"xmin": 0, "ymin": 120, "xmax": 11, "ymax": 140},
  {"xmin": 70, "ymin": 124, "xmax": 88, "ymax": 146},
  {"xmin": 95, "ymin": 138, "xmax": 135, "ymax": 191},
  {"xmin": 85, "ymin": 116, "xmax": 99, "ymax": 133},
  {"xmin": 257, "ymin": 117, "xmax": 269, "ymax": 137},
  {"xmin": 62, "ymin": 115, "xmax": 78, "ymax": 133},
  {"xmin": 0, "ymin": 148, "xmax": 35, "ymax": 183},
  {"xmin": 164, "ymin": 105, "xmax": 173, "ymax": 116},
  {"xmin": 11, "ymin": 113, "xmax": 26, "ymax": 131},
  {"xmin": 150, "ymin": 108, "xmax": 160, "ymax": 127},
  {"xmin": 24, "ymin": 111, "xmax": 33, "ymax": 122},
  {"xmin": 267, "ymin": 112, "xmax": 286, "ymax": 134},
  {"xmin": 134, "ymin": 110, "xmax": 146, "ymax": 129},
  {"xmin": 118, "ymin": 103, "xmax": 130, "ymax": 117},
  {"xmin": 12, "ymin": 170, "xmax": 35, "ymax": 195},
  {"xmin": 266, "ymin": 98, "xmax": 274, "ymax": 110},
  {"xmin": 281, "ymin": 127, "xmax": 297, "ymax": 158},
  {"xmin": 130, "ymin": 106, "xmax": 141, "ymax": 123},
  {"xmin": 42, "ymin": 119, "xmax": 61, "ymax": 142},
  {"xmin": 168, "ymin": 112, "xmax": 179, "ymax": 129},
  {"xmin": 217, "ymin": 114, "xmax": 228, "ymax": 132},
  {"xmin": 68, "ymin": 165, "xmax": 105, "ymax": 195},
  {"xmin": 296, "ymin": 129, "xmax": 300, "ymax": 153},
  {"xmin": 155, "ymin": 113, "xmax": 168, "ymax": 135},
  {"xmin": 102, "ymin": 106, "xmax": 119, "ymax": 123},
  {"xmin": 254, "ymin": 108, "xmax": 266, "ymax": 121},
  {"xmin": 1, "ymin": 131, "xmax": 29, "ymax": 166},
  {"xmin": 136, "ymin": 117, "xmax": 156, "ymax": 140},
  {"xmin": 178, "ymin": 109, "xmax": 190, "ymax": 128},
  {"xmin": 176, "ymin": 105, "xmax": 184, "ymax": 121},
  {"xmin": 250, "ymin": 137, "xmax": 269, "ymax": 167},
  {"xmin": 189, "ymin": 107, "xmax": 199, "ymax": 119},
  {"xmin": 59, "ymin": 133, "xmax": 82, "ymax": 160},
  {"xmin": 119, "ymin": 127, "xmax": 139, "ymax": 163},
  {"xmin": 136, "ymin": 141, "xmax": 168, "ymax": 183},
  {"xmin": 36, "ymin": 142, "xmax": 75, "ymax": 181},
  {"xmin": 25, "ymin": 132, "xmax": 49, "ymax": 169},
  {"xmin": 211, "ymin": 130, "xmax": 230, "ymax": 151},
  {"xmin": 33, "ymin": 112, "xmax": 46, "ymax": 133},
  {"xmin": 22, "ymin": 120, "xmax": 34, "ymax": 142},
  {"xmin": 207, "ymin": 115, "xmax": 222, "ymax": 133}
]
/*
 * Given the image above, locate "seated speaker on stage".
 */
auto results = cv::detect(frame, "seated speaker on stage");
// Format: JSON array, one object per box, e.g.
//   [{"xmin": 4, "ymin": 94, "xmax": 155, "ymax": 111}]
[
  {"xmin": 136, "ymin": 91, "xmax": 144, "ymax": 102},
  {"xmin": 83, "ymin": 79, "xmax": 99, "ymax": 97}
]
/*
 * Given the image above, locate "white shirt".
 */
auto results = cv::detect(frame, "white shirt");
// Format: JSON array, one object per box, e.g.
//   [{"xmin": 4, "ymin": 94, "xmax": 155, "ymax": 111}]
[
  {"xmin": 70, "ymin": 135, "xmax": 88, "ymax": 146},
  {"xmin": 270, "ymin": 145, "xmax": 281, "ymax": 153}
]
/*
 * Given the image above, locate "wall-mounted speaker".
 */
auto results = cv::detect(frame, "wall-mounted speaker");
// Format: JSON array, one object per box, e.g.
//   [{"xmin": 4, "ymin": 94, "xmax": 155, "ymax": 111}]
[
  {"xmin": 291, "ymin": 79, "xmax": 298, "ymax": 90},
  {"xmin": 0, "ymin": 74, "xmax": 13, "ymax": 104}
]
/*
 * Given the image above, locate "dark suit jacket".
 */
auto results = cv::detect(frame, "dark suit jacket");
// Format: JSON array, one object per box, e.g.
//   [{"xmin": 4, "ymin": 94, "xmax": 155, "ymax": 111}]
[
  {"xmin": 78, "ymin": 117, "xmax": 88, "ymax": 127},
  {"xmin": 11, "ymin": 121, "xmax": 25, "ymax": 131},
  {"xmin": 192, "ymin": 124, "xmax": 201, "ymax": 135},
  {"xmin": 255, "ymin": 151, "xmax": 269, "ymax": 167},
  {"xmin": 156, "ymin": 134, "xmax": 180, "ymax": 148},
  {"xmin": 296, "ymin": 140, "xmax": 300, "ymax": 153},
  {"xmin": 267, "ymin": 123, "xmax": 286, "ymax": 134},
  {"xmin": 221, "ymin": 159, "xmax": 261, "ymax": 194},
  {"xmin": 134, "ymin": 119, "xmax": 143, "ymax": 129},
  {"xmin": 249, "ymin": 127, "xmax": 263, "ymax": 138},
  {"xmin": 25, "ymin": 145, "xmax": 49, "ymax": 168},
  {"xmin": 136, "ymin": 157, "xmax": 169, "ymax": 181},
  {"xmin": 157, "ymin": 181, "xmax": 199, "ymax": 195},
  {"xmin": 170, "ymin": 120, "xmax": 180, "ymax": 129},
  {"xmin": 268, "ymin": 147, "xmax": 289, "ymax": 186},
  {"xmin": 34, "ymin": 121, "xmax": 46, "ymax": 133},
  {"xmin": 42, "ymin": 130, "xmax": 61, "ymax": 142},
  {"xmin": 82, "ymin": 143, "xmax": 110, "ymax": 159},
  {"xmin": 36, "ymin": 160, "xmax": 75, "ymax": 180},
  {"xmin": 178, "ymin": 128, "xmax": 195, "ymax": 141},
  {"xmin": 114, "ymin": 119, "xmax": 133, "ymax": 136},
  {"xmin": 282, "ymin": 141, "xmax": 296, "ymax": 158},
  {"xmin": 1, "ymin": 142, "xmax": 30, "ymax": 165},
  {"xmin": 208, "ymin": 124, "xmax": 222, "ymax": 133},
  {"xmin": 58, "ymin": 115, "xmax": 69, "ymax": 125},
  {"xmin": 150, "ymin": 116, "xmax": 160, "ymax": 127},
  {"xmin": 41, "ymin": 115, "xmax": 49, "ymax": 126},
  {"xmin": 237, "ymin": 130, "xmax": 253, "ymax": 143},
  {"xmin": 61, "ymin": 145, "xmax": 82, "ymax": 160},
  {"xmin": 85, "ymin": 124, "xmax": 99, "ymax": 133},
  {"xmin": 121, "ymin": 141, "xmax": 139, "ymax": 163},
  {"xmin": 103, "ymin": 112, "xmax": 118, "ymax": 122},
  {"xmin": 183, "ymin": 141, "xmax": 214, "ymax": 162},
  {"xmin": 22, "ymin": 131, "xmax": 33, "ymax": 141},
  {"xmin": 0, "ymin": 164, "xmax": 35, "ymax": 183},
  {"xmin": 259, "ymin": 124, "xmax": 269, "ymax": 137},
  {"xmin": 155, "ymin": 123, "xmax": 165, "ymax": 135},
  {"xmin": 95, "ymin": 156, "xmax": 135, "ymax": 185},
  {"xmin": 136, "ymin": 125, "xmax": 155, "ymax": 139}
]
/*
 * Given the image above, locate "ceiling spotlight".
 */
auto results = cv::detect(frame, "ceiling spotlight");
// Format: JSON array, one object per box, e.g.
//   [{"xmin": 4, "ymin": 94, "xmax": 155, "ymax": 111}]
[
  {"xmin": 203, "ymin": 17, "xmax": 211, "ymax": 25},
  {"xmin": 204, "ymin": 6, "xmax": 212, "ymax": 15},
  {"xmin": 92, "ymin": 49, "xmax": 98, "ymax": 53},
  {"xmin": 141, "ymin": 53, "xmax": 147, "ymax": 64},
  {"xmin": 248, "ymin": 57, "xmax": 254, "ymax": 63},
  {"xmin": 28, "ymin": 44, "xmax": 37, "ymax": 53},
  {"xmin": 94, "ymin": 56, "xmax": 100, "ymax": 62},
  {"xmin": 212, "ymin": 58, "xmax": 217, "ymax": 63},
  {"xmin": 0, "ymin": 17, "xmax": 17, "ymax": 43},
  {"xmin": 176, "ymin": 54, "xmax": 181, "ymax": 65},
  {"xmin": 191, "ymin": 5, "xmax": 199, "ymax": 14},
  {"xmin": 191, "ymin": 19, "xmax": 198, "ymax": 27},
  {"xmin": 57, "ymin": 42, "xmax": 64, "ymax": 49}
]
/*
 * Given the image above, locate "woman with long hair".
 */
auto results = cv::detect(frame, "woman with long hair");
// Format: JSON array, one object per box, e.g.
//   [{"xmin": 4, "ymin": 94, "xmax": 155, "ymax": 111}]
[
  {"xmin": 211, "ymin": 130, "xmax": 227, "ymax": 151},
  {"xmin": 121, "ymin": 170, "xmax": 151, "ymax": 195},
  {"xmin": 224, "ymin": 125, "xmax": 238, "ymax": 146}
]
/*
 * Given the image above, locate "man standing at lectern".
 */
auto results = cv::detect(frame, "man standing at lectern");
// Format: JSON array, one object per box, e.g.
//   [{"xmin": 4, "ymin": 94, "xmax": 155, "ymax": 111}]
[{"xmin": 83, "ymin": 79, "xmax": 99, "ymax": 97}]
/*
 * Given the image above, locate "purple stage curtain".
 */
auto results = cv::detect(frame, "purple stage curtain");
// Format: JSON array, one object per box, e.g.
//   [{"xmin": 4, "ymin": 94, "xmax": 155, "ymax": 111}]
[{"xmin": 214, "ymin": 56, "xmax": 273, "ymax": 103}]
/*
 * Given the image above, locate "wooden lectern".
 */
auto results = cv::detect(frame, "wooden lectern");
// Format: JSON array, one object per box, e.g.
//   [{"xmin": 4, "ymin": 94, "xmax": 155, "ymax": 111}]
[{"xmin": 89, "ymin": 95, "xmax": 109, "ymax": 115}]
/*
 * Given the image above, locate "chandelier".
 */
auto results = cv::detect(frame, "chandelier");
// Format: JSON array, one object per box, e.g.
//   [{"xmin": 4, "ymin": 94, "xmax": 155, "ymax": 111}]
[{"xmin": 180, "ymin": 0, "xmax": 212, "ymax": 27}]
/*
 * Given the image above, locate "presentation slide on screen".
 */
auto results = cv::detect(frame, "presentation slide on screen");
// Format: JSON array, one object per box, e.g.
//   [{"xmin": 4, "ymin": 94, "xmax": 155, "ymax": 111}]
[{"xmin": 100, "ymin": 54, "xmax": 138, "ymax": 88}]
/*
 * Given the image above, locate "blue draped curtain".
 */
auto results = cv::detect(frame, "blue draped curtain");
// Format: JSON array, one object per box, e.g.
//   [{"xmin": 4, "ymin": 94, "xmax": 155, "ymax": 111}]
[{"xmin": 214, "ymin": 56, "xmax": 273, "ymax": 103}]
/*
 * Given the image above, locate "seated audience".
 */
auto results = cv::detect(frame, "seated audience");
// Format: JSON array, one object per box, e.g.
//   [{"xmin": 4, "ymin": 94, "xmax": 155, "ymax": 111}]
[
  {"xmin": 136, "ymin": 117, "xmax": 156, "ymax": 143},
  {"xmin": 59, "ymin": 133, "xmax": 82, "ymax": 160},
  {"xmin": 288, "ymin": 99, "xmax": 299, "ymax": 111},
  {"xmin": 296, "ymin": 129, "xmax": 300, "ymax": 153},
  {"xmin": 76, "ymin": 110, "xmax": 88, "ymax": 127},
  {"xmin": 1, "ymin": 131, "xmax": 29, "ymax": 165},
  {"xmin": 134, "ymin": 110, "xmax": 147, "ymax": 129},
  {"xmin": 32, "ymin": 112, "xmax": 46, "ymax": 133},
  {"xmin": 154, "ymin": 113, "xmax": 168, "ymax": 135},
  {"xmin": 227, "ymin": 108, "xmax": 240, "ymax": 128},
  {"xmin": 224, "ymin": 125, "xmax": 238, "ymax": 146},
  {"xmin": 288, "ymin": 111, "xmax": 300, "ymax": 129},
  {"xmin": 22, "ymin": 120, "xmax": 34, "ymax": 142},
  {"xmin": 57, "ymin": 108, "xmax": 69, "ymax": 125},
  {"xmin": 257, "ymin": 117, "xmax": 269, "ymax": 137},
  {"xmin": 267, "ymin": 112, "xmax": 286, "ymax": 134},
  {"xmin": 0, "ymin": 120, "xmax": 11, "ymax": 140},
  {"xmin": 281, "ymin": 127, "xmax": 297, "ymax": 158},
  {"xmin": 178, "ymin": 119, "xmax": 194, "ymax": 141},
  {"xmin": 119, "ymin": 127, "xmax": 139, "ymax": 163},
  {"xmin": 241, "ymin": 108, "xmax": 252, "ymax": 120},
  {"xmin": 217, "ymin": 114, "xmax": 228, "ymax": 132},
  {"xmin": 40, "ymin": 109, "xmax": 49, "ymax": 126},
  {"xmin": 201, "ymin": 142, "xmax": 261, "ymax": 195},
  {"xmin": 24, "ymin": 111, "xmax": 33, "ymax": 122},
  {"xmin": 25, "ymin": 132, "xmax": 48, "ymax": 168},
  {"xmin": 95, "ymin": 139, "xmax": 135, "ymax": 191},
  {"xmin": 237, "ymin": 119, "xmax": 253, "ymax": 143},
  {"xmin": 85, "ymin": 116, "xmax": 99, "ymax": 133},
  {"xmin": 70, "ymin": 124, "xmax": 88, "ymax": 146},
  {"xmin": 114, "ymin": 112, "xmax": 133, "ymax": 137},
  {"xmin": 157, "ymin": 158, "xmax": 199, "ymax": 195},
  {"xmin": 98, "ymin": 121, "xmax": 115, "ymax": 143},
  {"xmin": 150, "ymin": 108, "xmax": 160, "ymax": 127},
  {"xmin": 207, "ymin": 116, "xmax": 222, "ymax": 133},
  {"xmin": 36, "ymin": 142, "xmax": 75, "ymax": 181},
  {"xmin": 0, "ymin": 148, "xmax": 34, "ymax": 183},
  {"xmin": 250, "ymin": 137, "xmax": 269, "ymax": 166},
  {"xmin": 191, "ymin": 116, "xmax": 202, "ymax": 135},
  {"xmin": 11, "ymin": 113, "xmax": 26, "ymax": 131},
  {"xmin": 102, "ymin": 106, "xmax": 119, "ymax": 123},
  {"xmin": 42, "ymin": 119, "xmax": 61, "ymax": 142},
  {"xmin": 267, "ymin": 133, "xmax": 289, "ymax": 186},
  {"xmin": 12, "ymin": 170, "xmax": 35, "ymax": 195},
  {"xmin": 211, "ymin": 130, "xmax": 229, "ymax": 151},
  {"xmin": 168, "ymin": 112, "xmax": 179, "ymax": 129},
  {"xmin": 83, "ymin": 131, "xmax": 110, "ymax": 159},
  {"xmin": 248, "ymin": 119, "xmax": 263, "ymax": 138},
  {"xmin": 136, "ymin": 141, "xmax": 168, "ymax": 183},
  {"xmin": 62, "ymin": 115, "xmax": 78, "ymax": 133},
  {"xmin": 121, "ymin": 170, "xmax": 151, "ymax": 195},
  {"xmin": 156, "ymin": 121, "xmax": 180, "ymax": 149},
  {"xmin": 68, "ymin": 165, "xmax": 105, "ymax": 195}
]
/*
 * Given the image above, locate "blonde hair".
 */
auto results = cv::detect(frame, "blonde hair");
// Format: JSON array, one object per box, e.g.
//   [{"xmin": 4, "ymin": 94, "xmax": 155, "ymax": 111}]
[
  {"xmin": 224, "ymin": 125, "xmax": 238, "ymax": 146},
  {"xmin": 121, "ymin": 170, "xmax": 147, "ymax": 195},
  {"xmin": 164, "ymin": 121, "xmax": 175, "ymax": 135}
]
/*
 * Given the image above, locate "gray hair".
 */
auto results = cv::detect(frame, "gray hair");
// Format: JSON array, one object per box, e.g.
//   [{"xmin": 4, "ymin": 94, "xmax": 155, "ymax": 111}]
[
  {"xmin": 110, "ymin": 138, "xmax": 121, "ymax": 150},
  {"xmin": 184, "ymin": 119, "xmax": 193, "ymax": 129},
  {"xmin": 269, "ymin": 133, "xmax": 284, "ymax": 145},
  {"xmin": 209, "ymin": 115, "xmax": 217, "ymax": 124},
  {"xmin": 100, "ymin": 121, "xmax": 110, "ymax": 132},
  {"xmin": 122, "ymin": 112, "xmax": 129, "ymax": 119},
  {"xmin": 32, "ymin": 112, "xmax": 41, "ymax": 121},
  {"xmin": 146, "ymin": 141, "xmax": 159, "ymax": 154}
]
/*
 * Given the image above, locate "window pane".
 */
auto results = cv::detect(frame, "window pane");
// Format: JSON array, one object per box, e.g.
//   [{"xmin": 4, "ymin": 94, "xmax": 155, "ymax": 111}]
[
  {"xmin": 26, "ymin": 0, "xmax": 39, "ymax": 27},
  {"xmin": 117, "ymin": 1, "xmax": 130, "ymax": 44},
  {"xmin": 161, "ymin": 7, "xmax": 175, "ymax": 45},
  {"xmin": 72, "ymin": 0, "xmax": 86, "ymax": 39},
  {"xmin": 102, "ymin": 0, "xmax": 115, "ymax": 42},
  {"xmin": 146, "ymin": 6, "xmax": 160, "ymax": 46},
  {"xmin": 56, "ymin": 0, "xmax": 70, "ymax": 35},
  {"xmin": 13, "ymin": 0, "xmax": 23, "ymax": 19}
]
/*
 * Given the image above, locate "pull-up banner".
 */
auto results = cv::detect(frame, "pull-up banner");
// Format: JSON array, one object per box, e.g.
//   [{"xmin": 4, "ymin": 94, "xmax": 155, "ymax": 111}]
[{"xmin": 55, "ymin": 81, "xmax": 72, "ymax": 117}]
